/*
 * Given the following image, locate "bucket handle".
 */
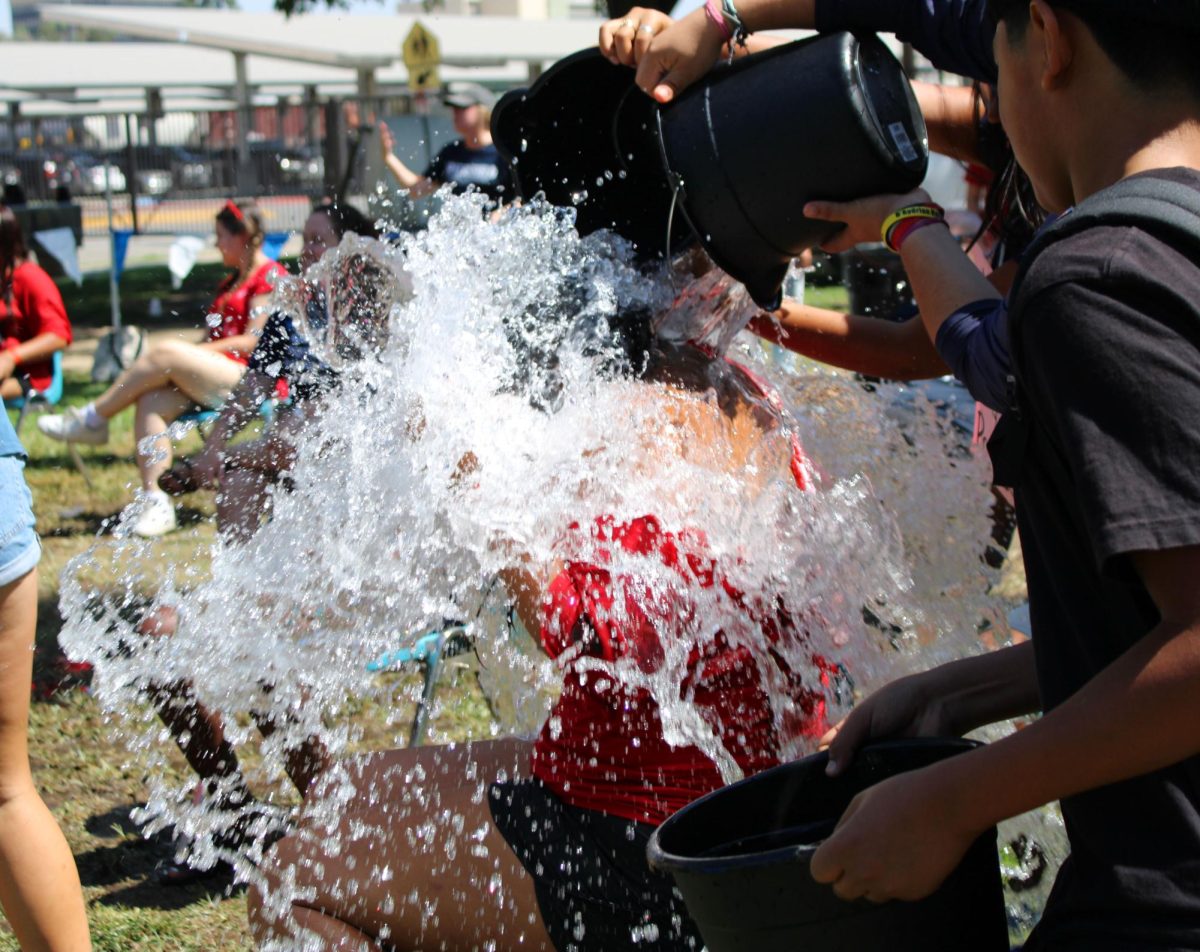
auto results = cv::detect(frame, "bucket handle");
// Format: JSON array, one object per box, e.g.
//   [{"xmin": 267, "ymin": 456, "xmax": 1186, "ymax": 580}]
[{"xmin": 665, "ymin": 171, "xmax": 686, "ymax": 296}]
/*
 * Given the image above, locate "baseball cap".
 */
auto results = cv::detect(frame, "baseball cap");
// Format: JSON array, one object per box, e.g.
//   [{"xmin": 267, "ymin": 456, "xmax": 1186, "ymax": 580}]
[{"xmin": 443, "ymin": 82, "xmax": 497, "ymax": 110}]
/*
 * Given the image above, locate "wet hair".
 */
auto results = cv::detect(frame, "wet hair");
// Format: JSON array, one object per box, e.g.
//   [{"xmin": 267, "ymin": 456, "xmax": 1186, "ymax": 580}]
[
  {"xmin": 311, "ymin": 199, "xmax": 380, "ymax": 241},
  {"xmin": 502, "ymin": 275, "xmax": 656, "ymax": 412},
  {"xmin": 963, "ymin": 85, "xmax": 1043, "ymax": 262},
  {"xmin": 0, "ymin": 204, "xmax": 28, "ymax": 294},
  {"xmin": 215, "ymin": 198, "xmax": 266, "ymax": 249},
  {"xmin": 505, "ymin": 278, "xmax": 773, "ymax": 432},
  {"xmin": 990, "ymin": 0, "xmax": 1200, "ymax": 101}
]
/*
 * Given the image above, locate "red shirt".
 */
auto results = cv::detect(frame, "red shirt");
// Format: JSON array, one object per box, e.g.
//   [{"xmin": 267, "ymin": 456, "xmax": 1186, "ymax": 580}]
[
  {"xmin": 210, "ymin": 261, "xmax": 284, "ymax": 365},
  {"xmin": 530, "ymin": 441, "xmax": 834, "ymax": 826},
  {"xmin": 0, "ymin": 261, "xmax": 72, "ymax": 392}
]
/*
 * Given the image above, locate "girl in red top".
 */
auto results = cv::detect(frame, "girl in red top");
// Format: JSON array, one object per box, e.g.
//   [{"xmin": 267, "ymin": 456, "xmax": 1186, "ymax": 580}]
[
  {"xmin": 39, "ymin": 200, "xmax": 284, "ymax": 537},
  {"xmin": 0, "ymin": 205, "xmax": 72, "ymax": 402},
  {"xmin": 249, "ymin": 302, "xmax": 839, "ymax": 952}
]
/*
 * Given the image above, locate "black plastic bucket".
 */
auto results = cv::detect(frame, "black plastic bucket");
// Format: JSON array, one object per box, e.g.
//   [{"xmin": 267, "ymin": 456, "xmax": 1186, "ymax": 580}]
[
  {"xmin": 646, "ymin": 738, "xmax": 1008, "ymax": 952},
  {"xmin": 492, "ymin": 34, "xmax": 928, "ymax": 309},
  {"xmin": 491, "ymin": 48, "xmax": 688, "ymax": 258},
  {"xmin": 658, "ymin": 32, "xmax": 928, "ymax": 309}
]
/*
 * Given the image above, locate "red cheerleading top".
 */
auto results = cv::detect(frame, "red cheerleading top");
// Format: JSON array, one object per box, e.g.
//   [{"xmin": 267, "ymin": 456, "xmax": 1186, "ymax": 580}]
[
  {"xmin": 0, "ymin": 261, "xmax": 73, "ymax": 392},
  {"xmin": 530, "ymin": 434, "xmax": 835, "ymax": 826},
  {"xmin": 210, "ymin": 260, "xmax": 284, "ymax": 365}
]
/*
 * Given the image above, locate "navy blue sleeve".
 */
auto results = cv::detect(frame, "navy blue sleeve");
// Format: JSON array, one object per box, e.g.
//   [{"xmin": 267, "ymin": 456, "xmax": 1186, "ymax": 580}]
[
  {"xmin": 815, "ymin": 0, "xmax": 997, "ymax": 82},
  {"xmin": 424, "ymin": 144, "xmax": 449, "ymax": 183},
  {"xmin": 933, "ymin": 298, "xmax": 1010, "ymax": 411}
]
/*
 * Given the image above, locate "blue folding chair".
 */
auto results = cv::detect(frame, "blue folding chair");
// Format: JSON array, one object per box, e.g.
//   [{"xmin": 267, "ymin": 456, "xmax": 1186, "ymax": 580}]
[
  {"xmin": 176, "ymin": 397, "xmax": 280, "ymax": 438},
  {"xmin": 6, "ymin": 350, "xmax": 65, "ymax": 435},
  {"xmin": 5, "ymin": 351, "xmax": 90, "ymax": 483},
  {"xmin": 367, "ymin": 627, "xmax": 470, "ymax": 747}
]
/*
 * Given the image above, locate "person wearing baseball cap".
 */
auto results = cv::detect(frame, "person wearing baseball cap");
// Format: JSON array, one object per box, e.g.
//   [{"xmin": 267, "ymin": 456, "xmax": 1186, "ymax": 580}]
[{"xmin": 380, "ymin": 80, "xmax": 512, "ymax": 207}]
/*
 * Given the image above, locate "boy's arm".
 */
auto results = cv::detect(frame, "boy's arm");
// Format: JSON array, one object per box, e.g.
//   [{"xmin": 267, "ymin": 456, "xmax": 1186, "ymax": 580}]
[
  {"xmin": 748, "ymin": 305, "xmax": 949, "ymax": 379},
  {"xmin": 820, "ymin": 640, "xmax": 1039, "ymax": 773},
  {"xmin": 810, "ymin": 544, "xmax": 1200, "ymax": 902}
]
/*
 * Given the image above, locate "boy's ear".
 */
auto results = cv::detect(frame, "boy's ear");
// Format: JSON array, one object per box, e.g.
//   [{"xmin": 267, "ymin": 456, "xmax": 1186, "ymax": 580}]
[{"xmin": 1031, "ymin": 0, "xmax": 1074, "ymax": 92}]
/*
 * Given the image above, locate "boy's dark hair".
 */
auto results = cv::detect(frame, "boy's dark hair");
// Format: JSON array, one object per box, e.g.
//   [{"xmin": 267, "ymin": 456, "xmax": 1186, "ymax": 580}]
[
  {"xmin": 990, "ymin": 0, "xmax": 1200, "ymax": 100},
  {"xmin": 312, "ymin": 199, "xmax": 380, "ymax": 241}
]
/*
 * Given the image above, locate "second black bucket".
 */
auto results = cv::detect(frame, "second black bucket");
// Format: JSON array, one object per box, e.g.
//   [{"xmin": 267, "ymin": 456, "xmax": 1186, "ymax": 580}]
[
  {"xmin": 658, "ymin": 31, "xmax": 929, "ymax": 309},
  {"xmin": 646, "ymin": 738, "xmax": 1008, "ymax": 952}
]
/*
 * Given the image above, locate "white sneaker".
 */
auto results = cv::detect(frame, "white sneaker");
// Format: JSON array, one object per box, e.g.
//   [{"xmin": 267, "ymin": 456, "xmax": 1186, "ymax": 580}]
[
  {"xmin": 130, "ymin": 493, "xmax": 177, "ymax": 538},
  {"xmin": 38, "ymin": 408, "xmax": 109, "ymax": 445}
]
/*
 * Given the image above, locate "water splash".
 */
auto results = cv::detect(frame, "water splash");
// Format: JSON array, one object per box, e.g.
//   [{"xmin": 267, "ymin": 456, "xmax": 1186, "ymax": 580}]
[{"xmin": 57, "ymin": 191, "xmax": 1055, "ymax": 933}]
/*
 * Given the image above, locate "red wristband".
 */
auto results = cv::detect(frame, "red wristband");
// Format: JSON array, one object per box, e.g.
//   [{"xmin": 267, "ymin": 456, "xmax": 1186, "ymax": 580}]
[{"xmin": 886, "ymin": 215, "xmax": 947, "ymax": 252}]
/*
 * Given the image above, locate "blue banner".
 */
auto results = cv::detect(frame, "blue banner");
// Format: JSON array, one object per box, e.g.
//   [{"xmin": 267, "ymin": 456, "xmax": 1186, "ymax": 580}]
[
  {"xmin": 262, "ymin": 231, "xmax": 290, "ymax": 262},
  {"xmin": 111, "ymin": 229, "xmax": 134, "ymax": 282}
]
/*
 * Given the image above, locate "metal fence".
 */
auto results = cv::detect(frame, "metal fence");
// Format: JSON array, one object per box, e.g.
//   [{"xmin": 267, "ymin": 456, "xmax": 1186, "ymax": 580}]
[{"xmin": 2, "ymin": 96, "xmax": 462, "ymax": 238}]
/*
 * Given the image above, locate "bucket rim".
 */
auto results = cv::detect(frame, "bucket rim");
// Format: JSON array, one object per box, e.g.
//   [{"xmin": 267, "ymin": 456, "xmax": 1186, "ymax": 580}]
[{"xmin": 647, "ymin": 737, "xmax": 981, "ymax": 875}]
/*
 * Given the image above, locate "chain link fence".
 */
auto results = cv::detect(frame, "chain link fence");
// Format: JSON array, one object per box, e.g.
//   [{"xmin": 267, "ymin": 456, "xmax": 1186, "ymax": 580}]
[{"xmin": 1, "ymin": 95, "xmax": 465, "ymax": 238}]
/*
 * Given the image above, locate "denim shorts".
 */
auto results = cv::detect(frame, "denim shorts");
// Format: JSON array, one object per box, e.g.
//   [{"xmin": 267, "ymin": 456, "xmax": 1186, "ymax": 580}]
[{"xmin": 0, "ymin": 455, "xmax": 40, "ymax": 588}]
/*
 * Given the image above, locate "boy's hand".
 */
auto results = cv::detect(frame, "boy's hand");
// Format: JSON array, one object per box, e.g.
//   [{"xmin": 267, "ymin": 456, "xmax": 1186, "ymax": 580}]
[
  {"xmin": 804, "ymin": 190, "xmax": 931, "ymax": 254},
  {"xmin": 809, "ymin": 765, "xmax": 980, "ymax": 901},
  {"xmin": 632, "ymin": 8, "xmax": 725, "ymax": 104},
  {"xmin": 820, "ymin": 671, "xmax": 955, "ymax": 777},
  {"xmin": 599, "ymin": 7, "xmax": 674, "ymax": 68}
]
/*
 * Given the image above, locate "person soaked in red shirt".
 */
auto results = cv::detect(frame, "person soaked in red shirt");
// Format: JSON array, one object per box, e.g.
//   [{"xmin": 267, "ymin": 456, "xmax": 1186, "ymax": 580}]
[{"xmin": 249, "ymin": 284, "xmax": 845, "ymax": 952}]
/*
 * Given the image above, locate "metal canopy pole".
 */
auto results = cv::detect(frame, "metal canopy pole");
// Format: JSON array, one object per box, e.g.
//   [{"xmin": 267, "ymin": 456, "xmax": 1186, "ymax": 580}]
[
  {"xmin": 233, "ymin": 51, "xmax": 255, "ymax": 194},
  {"xmin": 104, "ymin": 139, "xmax": 120, "ymax": 331}
]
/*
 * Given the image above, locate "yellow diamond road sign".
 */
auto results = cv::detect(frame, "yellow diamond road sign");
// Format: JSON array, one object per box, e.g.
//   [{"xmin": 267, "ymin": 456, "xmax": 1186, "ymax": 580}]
[{"xmin": 403, "ymin": 22, "xmax": 441, "ymax": 92}]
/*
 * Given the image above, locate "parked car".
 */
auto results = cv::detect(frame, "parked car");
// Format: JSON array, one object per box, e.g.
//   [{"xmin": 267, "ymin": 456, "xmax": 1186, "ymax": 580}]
[
  {"xmin": 117, "ymin": 145, "xmax": 215, "ymax": 195},
  {"xmin": 248, "ymin": 140, "xmax": 325, "ymax": 192},
  {"xmin": 44, "ymin": 151, "xmax": 125, "ymax": 195}
]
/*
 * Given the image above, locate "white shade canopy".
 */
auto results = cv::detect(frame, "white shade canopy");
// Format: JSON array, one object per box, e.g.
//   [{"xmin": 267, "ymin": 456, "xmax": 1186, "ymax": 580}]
[{"xmin": 38, "ymin": 5, "xmax": 607, "ymax": 71}]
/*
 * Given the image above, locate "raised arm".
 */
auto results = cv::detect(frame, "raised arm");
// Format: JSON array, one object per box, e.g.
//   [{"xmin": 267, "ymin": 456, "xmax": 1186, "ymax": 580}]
[{"xmin": 379, "ymin": 121, "xmax": 439, "ymax": 200}]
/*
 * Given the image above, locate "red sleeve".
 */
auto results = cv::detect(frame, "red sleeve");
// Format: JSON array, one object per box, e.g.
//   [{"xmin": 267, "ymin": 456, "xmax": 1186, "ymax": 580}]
[
  {"xmin": 540, "ymin": 571, "xmax": 585, "ymax": 659},
  {"xmin": 251, "ymin": 261, "xmax": 284, "ymax": 297},
  {"xmin": 14, "ymin": 264, "xmax": 72, "ymax": 345}
]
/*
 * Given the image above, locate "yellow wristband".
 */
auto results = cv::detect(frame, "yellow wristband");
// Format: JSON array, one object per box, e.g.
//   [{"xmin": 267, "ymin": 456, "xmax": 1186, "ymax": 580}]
[{"xmin": 880, "ymin": 204, "xmax": 944, "ymax": 245}]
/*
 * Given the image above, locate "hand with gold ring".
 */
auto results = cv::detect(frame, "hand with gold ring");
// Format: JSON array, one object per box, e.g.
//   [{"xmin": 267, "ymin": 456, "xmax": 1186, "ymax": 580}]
[{"xmin": 600, "ymin": 7, "xmax": 675, "ymax": 68}]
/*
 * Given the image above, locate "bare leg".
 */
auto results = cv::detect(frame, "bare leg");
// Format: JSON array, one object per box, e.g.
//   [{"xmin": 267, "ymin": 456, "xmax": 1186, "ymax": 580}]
[
  {"xmin": 0, "ymin": 569, "xmax": 91, "ymax": 951},
  {"xmin": 138, "ymin": 608, "xmax": 251, "ymax": 802},
  {"xmin": 252, "ymin": 711, "xmax": 332, "ymax": 798},
  {"xmin": 215, "ymin": 468, "xmax": 276, "ymax": 544},
  {"xmin": 213, "ymin": 418, "xmax": 300, "ymax": 542},
  {"xmin": 249, "ymin": 739, "xmax": 554, "ymax": 952},
  {"xmin": 149, "ymin": 680, "xmax": 248, "ymax": 795},
  {"xmin": 92, "ymin": 340, "xmax": 244, "ymax": 420},
  {"xmin": 134, "ymin": 387, "xmax": 195, "ymax": 494}
]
